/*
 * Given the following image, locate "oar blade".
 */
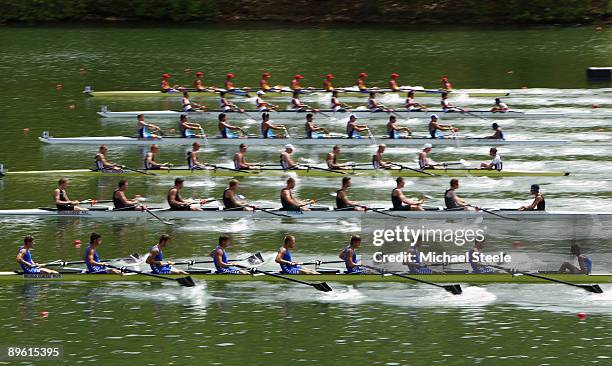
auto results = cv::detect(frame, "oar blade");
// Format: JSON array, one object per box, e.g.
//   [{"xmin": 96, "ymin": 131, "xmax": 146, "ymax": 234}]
[
  {"xmin": 312, "ymin": 282, "xmax": 333, "ymax": 292},
  {"xmin": 582, "ymin": 284, "xmax": 604, "ymax": 294},
  {"xmin": 177, "ymin": 276, "xmax": 196, "ymax": 287},
  {"xmin": 444, "ymin": 284, "xmax": 463, "ymax": 295}
]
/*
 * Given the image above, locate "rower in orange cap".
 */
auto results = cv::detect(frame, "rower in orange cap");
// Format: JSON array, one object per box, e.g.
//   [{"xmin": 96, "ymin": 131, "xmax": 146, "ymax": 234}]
[
  {"xmin": 441, "ymin": 76, "xmax": 453, "ymax": 90},
  {"xmin": 357, "ymin": 72, "xmax": 368, "ymax": 91},
  {"xmin": 323, "ymin": 74, "xmax": 334, "ymax": 91},
  {"xmin": 291, "ymin": 74, "xmax": 304, "ymax": 92},
  {"xmin": 225, "ymin": 73, "xmax": 236, "ymax": 91},
  {"xmin": 260, "ymin": 72, "xmax": 272, "ymax": 91},
  {"xmin": 160, "ymin": 73, "xmax": 178, "ymax": 93},
  {"xmin": 389, "ymin": 73, "xmax": 400, "ymax": 91},
  {"xmin": 193, "ymin": 71, "xmax": 206, "ymax": 91}
]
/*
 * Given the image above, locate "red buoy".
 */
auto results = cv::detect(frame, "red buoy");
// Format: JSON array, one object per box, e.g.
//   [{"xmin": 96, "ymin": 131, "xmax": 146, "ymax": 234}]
[{"xmin": 577, "ymin": 312, "xmax": 587, "ymax": 320}]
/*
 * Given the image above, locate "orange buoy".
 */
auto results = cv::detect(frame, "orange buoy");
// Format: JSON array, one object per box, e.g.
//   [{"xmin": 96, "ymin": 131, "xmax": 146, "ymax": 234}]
[
  {"xmin": 592, "ymin": 104, "xmax": 600, "ymax": 109},
  {"xmin": 23, "ymin": 128, "xmax": 30, "ymax": 134},
  {"xmin": 73, "ymin": 239, "xmax": 82, "ymax": 248}
]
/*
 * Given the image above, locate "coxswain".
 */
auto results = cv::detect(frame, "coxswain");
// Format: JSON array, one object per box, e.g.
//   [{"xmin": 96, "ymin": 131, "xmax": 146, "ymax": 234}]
[
  {"xmin": 367, "ymin": 92, "xmax": 386, "ymax": 112},
  {"xmin": 479, "ymin": 148, "xmax": 503, "ymax": 170},
  {"xmin": 233, "ymin": 143, "xmax": 257, "ymax": 170},
  {"xmin": 220, "ymin": 91, "xmax": 242, "ymax": 112},
  {"xmin": 218, "ymin": 113, "xmax": 245, "ymax": 138},
  {"xmin": 445, "ymin": 179, "xmax": 475, "ymax": 211},
  {"xmin": 211, "ymin": 235, "xmax": 249, "ymax": 274},
  {"xmin": 518, "ymin": 184, "xmax": 545, "ymax": 211},
  {"xmin": 388, "ymin": 73, "xmax": 400, "ymax": 91},
  {"xmin": 255, "ymin": 90, "xmax": 278, "ymax": 112},
  {"xmin": 167, "ymin": 178, "xmax": 204, "ymax": 211},
  {"xmin": 339, "ymin": 235, "xmax": 365, "ymax": 273},
  {"xmin": 440, "ymin": 76, "xmax": 453, "ymax": 90},
  {"xmin": 290, "ymin": 74, "xmax": 304, "ymax": 91},
  {"xmin": 490, "ymin": 98, "xmax": 509, "ymax": 113},
  {"xmin": 113, "ymin": 180, "xmax": 145, "ymax": 211},
  {"xmin": 404, "ymin": 240, "xmax": 435, "ymax": 274},
  {"xmin": 559, "ymin": 244, "xmax": 592, "ymax": 274},
  {"xmin": 187, "ymin": 142, "xmax": 206, "ymax": 170},
  {"xmin": 260, "ymin": 72, "xmax": 272, "ymax": 91},
  {"xmin": 486, "ymin": 123, "xmax": 505, "ymax": 139},
  {"xmin": 357, "ymin": 72, "xmax": 368, "ymax": 91},
  {"xmin": 16, "ymin": 235, "xmax": 58, "ymax": 274},
  {"xmin": 95, "ymin": 145, "xmax": 122, "ymax": 172},
  {"xmin": 331, "ymin": 90, "xmax": 350, "ymax": 112},
  {"xmin": 280, "ymin": 144, "xmax": 299, "ymax": 170},
  {"xmin": 147, "ymin": 234, "xmax": 187, "ymax": 274},
  {"xmin": 261, "ymin": 112, "xmax": 287, "ymax": 138},
  {"xmin": 144, "ymin": 144, "xmax": 171, "ymax": 170},
  {"xmin": 336, "ymin": 177, "xmax": 366, "ymax": 211},
  {"xmin": 160, "ymin": 73, "xmax": 178, "ymax": 93},
  {"xmin": 84, "ymin": 233, "xmax": 121, "ymax": 274},
  {"xmin": 372, "ymin": 144, "xmax": 393, "ymax": 169},
  {"xmin": 179, "ymin": 115, "xmax": 206, "ymax": 138},
  {"xmin": 468, "ymin": 240, "xmax": 496, "ymax": 273},
  {"xmin": 305, "ymin": 113, "xmax": 328, "ymax": 138},
  {"xmin": 387, "ymin": 115, "xmax": 411, "ymax": 139},
  {"xmin": 280, "ymin": 178, "xmax": 313, "ymax": 211},
  {"xmin": 193, "ymin": 71, "xmax": 206, "ymax": 91},
  {"xmin": 136, "ymin": 114, "xmax": 161, "ymax": 139},
  {"xmin": 440, "ymin": 92, "xmax": 460, "ymax": 112},
  {"xmin": 391, "ymin": 177, "xmax": 424, "ymax": 211},
  {"xmin": 225, "ymin": 73, "xmax": 236, "ymax": 91},
  {"xmin": 276, "ymin": 235, "xmax": 319, "ymax": 274},
  {"xmin": 418, "ymin": 143, "xmax": 441, "ymax": 169},
  {"xmin": 326, "ymin": 145, "xmax": 350, "ymax": 170},
  {"xmin": 346, "ymin": 114, "xmax": 369, "ymax": 138},
  {"xmin": 323, "ymin": 74, "xmax": 334, "ymax": 91},
  {"xmin": 405, "ymin": 91, "xmax": 426, "ymax": 111},
  {"xmin": 428, "ymin": 114, "xmax": 456, "ymax": 139},
  {"xmin": 54, "ymin": 178, "xmax": 87, "ymax": 211},
  {"xmin": 182, "ymin": 92, "xmax": 207, "ymax": 112},
  {"xmin": 222, "ymin": 179, "xmax": 253, "ymax": 211}
]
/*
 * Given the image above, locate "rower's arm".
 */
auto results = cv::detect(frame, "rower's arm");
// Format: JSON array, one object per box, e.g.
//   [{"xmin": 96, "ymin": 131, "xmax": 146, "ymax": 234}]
[
  {"xmin": 578, "ymin": 256, "xmax": 588, "ymax": 274},
  {"xmin": 16, "ymin": 249, "xmax": 34, "ymax": 267},
  {"xmin": 168, "ymin": 189, "xmax": 184, "ymax": 207},
  {"xmin": 275, "ymin": 248, "xmax": 292, "ymax": 265},
  {"xmin": 280, "ymin": 189, "xmax": 299, "ymax": 206},
  {"xmin": 214, "ymin": 249, "xmax": 230, "ymax": 267},
  {"xmin": 88, "ymin": 248, "xmax": 105, "ymax": 266},
  {"xmin": 146, "ymin": 249, "xmax": 164, "ymax": 266},
  {"xmin": 346, "ymin": 249, "xmax": 358, "ymax": 267}
]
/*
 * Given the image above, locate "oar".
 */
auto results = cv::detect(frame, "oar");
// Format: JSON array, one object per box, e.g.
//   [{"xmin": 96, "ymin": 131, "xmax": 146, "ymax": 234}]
[
  {"xmin": 107, "ymin": 265, "xmax": 195, "ymax": 287},
  {"xmin": 364, "ymin": 265, "xmax": 462, "ymax": 295},
  {"xmin": 250, "ymin": 268, "xmax": 333, "ymax": 292},
  {"xmin": 120, "ymin": 165, "xmax": 158, "ymax": 176},
  {"xmin": 176, "ymin": 252, "xmax": 264, "ymax": 266},
  {"xmin": 301, "ymin": 260, "xmax": 345, "ymax": 266},
  {"xmin": 144, "ymin": 208, "xmax": 174, "ymax": 225},
  {"xmin": 210, "ymin": 164, "xmax": 253, "ymax": 174},
  {"xmin": 253, "ymin": 206, "xmax": 292, "ymax": 218},
  {"xmin": 491, "ymin": 265, "xmax": 603, "ymax": 294},
  {"xmin": 466, "ymin": 205, "xmax": 518, "ymax": 221},
  {"xmin": 43, "ymin": 253, "xmax": 141, "ymax": 267},
  {"xmin": 303, "ymin": 165, "xmax": 347, "ymax": 175},
  {"xmin": 389, "ymin": 162, "xmax": 438, "ymax": 177}
]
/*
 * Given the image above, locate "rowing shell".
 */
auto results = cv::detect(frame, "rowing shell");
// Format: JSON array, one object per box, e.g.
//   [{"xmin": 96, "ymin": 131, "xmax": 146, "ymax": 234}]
[
  {"xmin": 1, "ymin": 272, "xmax": 610, "ymax": 284},
  {"xmin": 97, "ymin": 109, "xmax": 560, "ymax": 120},
  {"xmin": 38, "ymin": 134, "xmax": 570, "ymax": 147},
  {"xmin": 0, "ymin": 167, "xmax": 571, "ymax": 178},
  {"xmin": 0, "ymin": 207, "xmax": 606, "ymax": 220}
]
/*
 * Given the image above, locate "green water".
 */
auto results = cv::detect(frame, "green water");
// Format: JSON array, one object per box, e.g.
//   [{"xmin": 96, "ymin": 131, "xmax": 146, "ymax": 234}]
[{"xmin": 1, "ymin": 25, "xmax": 612, "ymax": 365}]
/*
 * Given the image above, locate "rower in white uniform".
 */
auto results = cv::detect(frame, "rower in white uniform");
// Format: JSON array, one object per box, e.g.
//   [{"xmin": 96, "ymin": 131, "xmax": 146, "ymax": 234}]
[
  {"xmin": 291, "ymin": 91, "xmax": 309, "ymax": 111},
  {"xmin": 255, "ymin": 90, "xmax": 278, "ymax": 112},
  {"xmin": 182, "ymin": 92, "xmax": 207, "ymax": 112},
  {"xmin": 219, "ymin": 91, "xmax": 243, "ymax": 112},
  {"xmin": 95, "ymin": 145, "xmax": 122, "ymax": 172},
  {"xmin": 479, "ymin": 148, "xmax": 503, "ymax": 170},
  {"xmin": 490, "ymin": 98, "xmax": 509, "ymax": 113},
  {"xmin": 187, "ymin": 142, "xmax": 207, "ymax": 170},
  {"xmin": 440, "ymin": 92, "xmax": 461, "ymax": 112},
  {"xmin": 326, "ymin": 145, "xmax": 350, "ymax": 170},
  {"xmin": 418, "ymin": 143, "xmax": 442, "ymax": 169},
  {"xmin": 234, "ymin": 143, "xmax": 257, "ymax": 170},
  {"xmin": 331, "ymin": 90, "xmax": 351, "ymax": 112},
  {"xmin": 280, "ymin": 144, "xmax": 299, "ymax": 170},
  {"xmin": 144, "ymin": 144, "xmax": 171, "ymax": 170},
  {"xmin": 405, "ymin": 91, "xmax": 427, "ymax": 111},
  {"xmin": 367, "ymin": 92, "xmax": 387, "ymax": 112},
  {"xmin": 372, "ymin": 144, "xmax": 392, "ymax": 169}
]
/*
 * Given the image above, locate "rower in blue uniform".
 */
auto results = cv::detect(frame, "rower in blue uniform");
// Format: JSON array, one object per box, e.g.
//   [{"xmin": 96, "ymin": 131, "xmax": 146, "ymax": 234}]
[
  {"xmin": 404, "ymin": 240, "xmax": 435, "ymax": 274},
  {"xmin": 518, "ymin": 184, "xmax": 546, "ymax": 211},
  {"xmin": 261, "ymin": 113, "xmax": 287, "ymax": 138},
  {"xmin": 16, "ymin": 235, "xmax": 58, "ymax": 274},
  {"xmin": 305, "ymin": 113, "xmax": 328, "ymax": 138},
  {"xmin": 428, "ymin": 114, "xmax": 455, "ymax": 139},
  {"xmin": 559, "ymin": 244, "xmax": 592, "ymax": 274},
  {"xmin": 479, "ymin": 148, "xmax": 503, "ymax": 171},
  {"xmin": 346, "ymin": 114, "xmax": 369, "ymax": 139},
  {"xmin": 339, "ymin": 235, "xmax": 365, "ymax": 274},
  {"xmin": 486, "ymin": 123, "xmax": 505, "ymax": 139},
  {"xmin": 468, "ymin": 240, "xmax": 496, "ymax": 274},
  {"xmin": 218, "ymin": 113, "xmax": 244, "ymax": 138},
  {"xmin": 210, "ymin": 235, "xmax": 249, "ymax": 274},
  {"xmin": 146, "ymin": 234, "xmax": 187, "ymax": 275},
  {"xmin": 179, "ymin": 115, "xmax": 206, "ymax": 138},
  {"xmin": 136, "ymin": 114, "xmax": 161, "ymax": 139},
  {"xmin": 275, "ymin": 235, "xmax": 319, "ymax": 274},
  {"xmin": 386, "ymin": 116, "xmax": 411, "ymax": 139},
  {"xmin": 84, "ymin": 233, "xmax": 121, "ymax": 274}
]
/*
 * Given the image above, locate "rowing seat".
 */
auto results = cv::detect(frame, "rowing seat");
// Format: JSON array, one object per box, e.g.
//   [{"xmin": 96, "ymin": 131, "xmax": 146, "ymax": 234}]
[
  {"xmin": 201, "ymin": 207, "xmax": 220, "ymax": 211},
  {"xmin": 309, "ymin": 206, "xmax": 332, "ymax": 211},
  {"xmin": 185, "ymin": 269, "xmax": 212, "ymax": 274},
  {"xmin": 317, "ymin": 268, "xmax": 341, "ymax": 274}
]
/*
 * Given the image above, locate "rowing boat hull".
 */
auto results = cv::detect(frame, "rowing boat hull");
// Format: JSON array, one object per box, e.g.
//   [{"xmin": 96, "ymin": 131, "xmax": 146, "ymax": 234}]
[
  {"xmin": 1, "ymin": 272, "xmax": 610, "ymax": 284},
  {"xmin": 0, "ymin": 208, "xmax": 607, "ymax": 220},
  {"xmin": 97, "ymin": 109, "xmax": 556, "ymax": 120},
  {"xmin": 38, "ymin": 135, "xmax": 570, "ymax": 147},
  {"xmin": 1, "ymin": 168, "xmax": 570, "ymax": 178}
]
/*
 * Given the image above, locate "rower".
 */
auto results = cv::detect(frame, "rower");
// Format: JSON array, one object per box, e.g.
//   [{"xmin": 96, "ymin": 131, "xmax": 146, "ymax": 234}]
[
  {"xmin": 404, "ymin": 240, "xmax": 434, "ymax": 274},
  {"xmin": 559, "ymin": 244, "xmax": 592, "ymax": 274},
  {"xmin": 218, "ymin": 113, "xmax": 245, "ymax": 138},
  {"xmin": 372, "ymin": 144, "xmax": 392, "ymax": 169},
  {"xmin": 16, "ymin": 235, "xmax": 58, "ymax": 274},
  {"xmin": 280, "ymin": 144, "xmax": 298, "ymax": 170},
  {"xmin": 84, "ymin": 233, "xmax": 121, "ymax": 274},
  {"xmin": 405, "ymin": 91, "xmax": 426, "ymax": 111},
  {"xmin": 388, "ymin": 73, "xmax": 400, "ymax": 91},
  {"xmin": 168, "ymin": 178, "xmax": 203, "ymax": 211},
  {"xmin": 280, "ymin": 177, "xmax": 313, "ymax": 212},
  {"xmin": 147, "ymin": 234, "xmax": 187, "ymax": 275},
  {"xmin": 445, "ymin": 179, "xmax": 474, "ymax": 211},
  {"xmin": 113, "ymin": 180, "xmax": 145, "ymax": 211},
  {"xmin": 468, "ymin": 240, "xmax": 496, "ymax": 273},
  {"xmin": 323, "ymin": 74, "xmax": 334, "ymax": 91},
  {"xmin": 357, "ymin": 72, "xmax": 368, "ymax": 91},
  {"xmin": 220, "ymin": 91, "xmax": 241, "ymax": 112},
  {"xmin": 440, "ymin": 76, "xmax": 453, "ymax": 90},
  {"xmin": 193, "ymin": 71, "xmax": 206, "ymax": 91},
  {"xmin": 291, "ymin": 91, "xmax": 307, "ymax": 111},
  {"xmin": 440, "ymin": 92, "xmax": 460, "ymax": 112},
  {"xmin": 326, "ymin": 145, "xmax": 350, "ymax": 170},
  {"xmin": 331, "ymin": 90, "xmax": 350, "ymax": 112},
  {"xmin": 261, "ymin": 112, "xmax": 287, "ymax": 138},
  {"xmin": 225, "ymin": 73, "xmax": 236, "ymax": 91},
  {"xmin": 182, "ymin": 92, "xmax": 207, "ymax": 112},
  {"xmin": 486, "ymin": 123, "xmax": 505, "ymax": 139},
  {"xmin": 428, "ymin": 114, "xmax": 456, "ymax": 139},
  {"xmin": 179, "ymin": 115, "xmax": 206, "ymax": 138},
  {"xmin": 367, "ymin": 92, "xmax": 385, "ymax": 112},
  {"xmin": 144, "ymin": 144, "xmax": 170, "ymax": 170},
  {"xmin": 211, "ymin": 235, "xmax": 249, "ymax": 274},
  {"xmin": 387, "ymin": 116, "xmax": 411, "ymax": 139},
  {"xmin": 95, "ymin": 145, "xmax": 122, "ymax": 172},
  {"xmin": 336, "ymin": 177, "xmax": 366, "ymax": 211},
  {"xmin": 276, "ymin": 235, "xmax": 318, "ymax": 274},
  {"xmin": 255, "ymin": 90, "xmax": 277, "ymax": 112},
  {"xmin": 339, "ymin": 235, "xmax": 365, "ymax": 273},
  {"xmin": 234, "ymin": 143, "xmax": 257, "ymax": 170},
  {"xmin": 290, "ymin": 74, "xmax": 304, "ymax": 92},
  {"xmin": 391, "ymin": 177, "xmax": 424, "ymax": 211},
  {"xmin": 223, "ymin": 179, "xmax": 253, "ymax": 211},
  {"xmin": 490, "ymin": 98, "xmax": 509, "ymax": 113},
  {"xmin": 260, "ymin": 72, "xmax": 271, "ymax": 91},
  {"xmin": 136, "ymin": 114, "xmax": 161, "ymax": 139},
  {"xmin": 518, "ymin": 184, "xmax": 545, "ymax": 211},
  {"xmin": 305, "ymin": 113, "xmax": 328, "ymax": 138},
  {"xmin": 54, "ymin": 178, "xmax": 87, "ymax": 211},
  {"xmin": 160, "ymin": 73, "xmax": 178, "ymax": 93},
  {"xmin": 346, "ymin": 114, "xmax": 369, "ymax": 139},
  {"xmin": 479, "ymin": 148, "xmax": 503, "ymax": 170},
  {"xmin": 418, "ymin": 143, "xmax": 441, "ymax": 169},
  {"xmin": 187, "ymin": 142, "xmax": 206, "ymax": 170}
]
